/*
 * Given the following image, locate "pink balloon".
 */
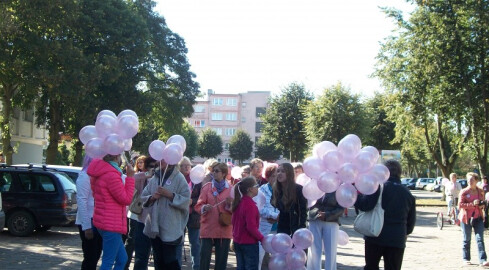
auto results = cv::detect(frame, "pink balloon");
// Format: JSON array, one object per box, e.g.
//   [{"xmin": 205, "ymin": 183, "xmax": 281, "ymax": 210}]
[
  {"xmin": 302, "ymin": 156, "xmax": 325, "ymax": 179},
  {"xmin": 317, "ymin": 171, "xmax": 341, "ymax": 193},
  {"xmin": 292, "ymin": 228, "xmax": 314, "ymax": 249},
  {"xmin": 95, "ymin": 115, "xmax": 117, "ymax": 139},
  {"xmin": 190, "ymin": 164, "xmax": 206, "ymax": 184},
  {"xmin": 338, "ymin": 135, "xmax": 362, "ymax": 162},
  {"xmin": 123, "ymin": 138, "xmax": 132, "ymax": 151},
  {"xmin": 296, "ymin": 173, "xmax": 311, "ymax": 186},
  {"xmin": 370, "ymin": 164, "xmax": 390, "ymax": 183},
  {"xmin": 162, "ymin": 143, "xmax": 183, "ymax": 165},
  {"xmin": 268, "ymin": 253, "xmax": 287, "ymax": 270},
  {"xmin": 103, "ymin": 133, "xmax": 124, "ymax": 155},
  {"xmin": 85, "ymin": 138, "xmax": 106, "ymax": 159},
  {"xmin": 302, "ymin": 179, "xmax": 325, "ymax": 201},
  {"xmin": 335, "ymin": 183, "xmax": 358, "ymax": 208},
  {"xmin": 312, "ymin": 141, "xmax": 337, "ymax": 158},
  {"xmin": 117, "ymin": 109, "xmax": 137, "ymax": 120},
  {"xmin": 79, "ymin": 125, "xmax": 98, "ymax": 145},
  {"xmin": 167, "ymin": 135, "xmax": 187, "ymax": 153},
  {"xmin": 337, "ymin": 163, "xmax": 359, "ymax": 184},
  {"xmin": 286, "ymin": 249, "xmax": 307, "ymax": 269},
  {"xmin": 353, "ymin": 151, "xmax": 376, "ymax": 173},
  {"xmin": 321, "ymin": 150, "xmax": 344, "ymax": 172},
  {"xmin": 362, "ymin": 146, "xmax": 379, "ymax": 162},
  {"xmin": 271, "ymin": 233, "xmax": 293, "ymax": 254},
  {"xmin": 148, "ymin": 140, "xmax": 166, "ymax": 161},
  {"xmin": 262, "ymin": 234, "xmax": 276, "ymax": 253},
  {"xmin": 117, "ymin": 115, "xmax": 139, "ymax": 139},
  {"xmin": 355, "ymin": 174, "xmax": 379, "ymax": 195},
  {"xmin": 97, "ymin": 110, "xmax": 117, "ymax": 120},
  {"xmin": 337, "ymin": 230, "xmax": 349, "ymax": 246}
]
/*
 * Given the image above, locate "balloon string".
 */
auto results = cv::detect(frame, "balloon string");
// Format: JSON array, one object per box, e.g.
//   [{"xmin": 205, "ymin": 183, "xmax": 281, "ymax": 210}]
[{"xmin": 160, "ymin": 163, "xmax": 168, "ymax": 187}]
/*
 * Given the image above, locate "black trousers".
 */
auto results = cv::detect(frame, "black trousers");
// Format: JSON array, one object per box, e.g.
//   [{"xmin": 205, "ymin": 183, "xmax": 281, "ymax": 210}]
[
  {"xmin": 151, "ymin": 237, "xmax": 181, "ymax": 270},
  {"xmin": 364, "ymin": 241, "xmax": 405, "ymax": 270},
  {"xmin": 77, "ymin": 225, "xmax": 103, "ymax": 270}
]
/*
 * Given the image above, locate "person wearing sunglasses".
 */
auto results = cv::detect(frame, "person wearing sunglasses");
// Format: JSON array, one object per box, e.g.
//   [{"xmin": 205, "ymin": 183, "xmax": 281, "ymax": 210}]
[{"xmin": 195, "ymin": 162, "xmax": 233, "ymax": 270}]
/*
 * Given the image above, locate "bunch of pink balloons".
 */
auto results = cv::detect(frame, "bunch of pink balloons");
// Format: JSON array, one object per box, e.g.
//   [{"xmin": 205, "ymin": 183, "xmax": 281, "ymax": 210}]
[
  {"xmin": 148, "ymin": 135, "xmax": 186, "ymax": 165},
  {"xmin": 80, "ymin": 109, "xmax": 139, "ymax": 159},
  {"xmin": 302, "ymin": 134, "xmax": 390, "ymax": 208},
  {"xmin": 262, "ymin": 229, "xmax": 314, "ymax": 270}
]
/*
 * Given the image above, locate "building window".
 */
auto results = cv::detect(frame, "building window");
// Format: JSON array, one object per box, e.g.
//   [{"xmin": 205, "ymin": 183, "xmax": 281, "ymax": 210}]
[
  {"xmin": 225, "ymin": 158, "xmax": 233, "ymax": 163},
  {"xmin": 224, "ymin": 143, "xmax": 230, "ymax": 150},
  {"xmin": 241, "ymin": 117, "xmax": 246, "ymax": 123},
  {"xmin": 225, "ymin": 113, "xmax": 237, "ymax": 121},
  {"xmin": 213, "ymin": 98, "xmax": 223, "ymax": 106},
  {"xmin": 225, "ymin": 128, "xmax": 236, "ymax": 136},
  {"xmin": 194, "ymin": 120, "xmax": 205, "ymax": 127},
  {"xmin": 227, "ymin": 98, "xmax": 237, "ymax": 106},
  {"xmin": 256, "ymin": 107, "xmax": 266, "ymax": 118},
  {"xmin": 242, "ymin": 102, "xmax": 247, "ymax": 108},
  {"xmin": 194, "ymin": 105, "xmax": 205, "ymax": 113},
  {"xmin": 211, "ymin": 113, "xmax": 223, "ymax": 121},
  {"xmin": 255, "ymin": 122, "xmax": 264, "ymax": 133},
  {"xmin": 23, "ymin": 109, "xmax": 34, "ymax": 122},
  {"xmin": 213, "ymin": 128, "xmax": 223, "ymax": 135}
]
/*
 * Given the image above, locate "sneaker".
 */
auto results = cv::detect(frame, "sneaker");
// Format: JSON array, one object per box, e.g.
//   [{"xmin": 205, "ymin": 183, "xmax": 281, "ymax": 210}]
[
  {"xmin": 463, "ymin": 260, "xmax": 471, "ymax": 265},
  {"xmin": 481, "ymin": 261, "xmax": 489, "ymax": 267}
]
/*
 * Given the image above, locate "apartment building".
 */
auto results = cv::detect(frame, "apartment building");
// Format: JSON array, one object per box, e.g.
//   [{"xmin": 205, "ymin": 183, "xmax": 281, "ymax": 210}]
[{"xmin": 188, "ymin": 89, "xmax": 270, "ymax": 164}]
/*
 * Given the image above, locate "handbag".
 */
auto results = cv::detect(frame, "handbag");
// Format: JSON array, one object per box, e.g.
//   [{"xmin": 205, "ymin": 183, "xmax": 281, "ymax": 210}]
[
  {"xmin": 214, "ymin": 195, "xmax": 232, "ymax": 226},
  {"xmin": 129, "ymin": 190, "xmax": 144, "ymax": 214},
  {"xmin": 354, "ymin": 185, "xmax": 384, "ymax": 237}
]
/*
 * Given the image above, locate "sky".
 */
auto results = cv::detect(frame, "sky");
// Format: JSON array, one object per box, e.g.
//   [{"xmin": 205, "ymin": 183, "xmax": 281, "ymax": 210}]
[{"xmin": 154, "ymin": 0, "xmax": 414, "ymax": 98}]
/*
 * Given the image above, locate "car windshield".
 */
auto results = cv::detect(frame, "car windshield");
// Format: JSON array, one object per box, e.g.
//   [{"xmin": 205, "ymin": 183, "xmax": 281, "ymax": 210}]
[{"xmin": 54, "ymin": 172, "xmax": 77, "ymax": 191}]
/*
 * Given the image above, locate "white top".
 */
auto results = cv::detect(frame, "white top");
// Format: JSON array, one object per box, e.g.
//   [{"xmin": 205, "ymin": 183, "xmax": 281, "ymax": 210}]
[
  {"xmin": 75, "ymin": 171, "xmax": 94, "ymax": 231},
  {"xmin": 445, "ymin": 181, "xmax": 462, "ymax": 198}
]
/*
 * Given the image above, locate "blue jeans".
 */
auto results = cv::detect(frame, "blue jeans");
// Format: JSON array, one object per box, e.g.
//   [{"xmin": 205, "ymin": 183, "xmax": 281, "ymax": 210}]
[
  {"xmin": 98, "ymin": 229, "xmax": 128, "ymax": 270},
  {"xmin": 234, "ymin": 243, "xmax": 259, "ymax": 270},
  {"xmin": 462, "ymin": 217, "xmax": 488, "ymax": 263},
  {"xmin": 133, "ymin": 221, "xmax": 151, "ymax": 270},
  {"xmin": 187, "ymin": 227, "xmax": 201, "ymax": 270}
]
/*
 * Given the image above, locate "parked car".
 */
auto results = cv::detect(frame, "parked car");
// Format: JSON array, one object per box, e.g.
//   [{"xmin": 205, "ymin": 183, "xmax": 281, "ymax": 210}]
[
  {"xmin": 401, "ymin": 178, "xmax": 417, "ymax": 190},
  {"xmin": 14, "ymin": 164, "xmax": 82, "ymax": 182},
  {"xmin": 457, "ymin": 179, "xmax": 468, "ymax": 189},
  {"xmin": 0, "ymin": 165, "xmax": 77, "ymax": 236},
  {"xmin": 416, "ymin": 178, "xmax": 435, "ymax": 190},
  {"xmin": 0, "ymin": 192, "xmax": 5, "ymax": 232}
]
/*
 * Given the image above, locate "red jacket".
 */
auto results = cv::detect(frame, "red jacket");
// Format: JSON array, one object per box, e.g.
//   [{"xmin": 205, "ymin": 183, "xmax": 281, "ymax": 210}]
[
  {"xmin": 88, "ymin": 159, "xmax": 134, "ymax": 234},
  {"xmin": 232, "ymin": 195, "xmax": 263, "ymax": 244},
  {"xmin": 458, "ymin": 187, "xmax": 485, "ymax": 224}
]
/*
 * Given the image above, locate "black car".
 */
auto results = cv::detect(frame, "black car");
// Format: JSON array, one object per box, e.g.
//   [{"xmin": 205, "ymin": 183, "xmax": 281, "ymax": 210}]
[
  {"xmin": 457, "ymin": 179, "xmax": 468, "ymax": 189},
  {"xmin": 0, "ymin": 165, "xmax": 77, "ymax": 236}
]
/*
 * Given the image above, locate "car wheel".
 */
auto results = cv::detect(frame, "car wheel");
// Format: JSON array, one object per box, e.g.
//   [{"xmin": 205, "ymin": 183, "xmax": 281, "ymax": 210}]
[
  {"xmin": 36, "ymin": 225, "xmax": 52, "ymax": 232},
  {"xmin": 7, "ymin": 210, "xmax": 36, "ymax": 237}
]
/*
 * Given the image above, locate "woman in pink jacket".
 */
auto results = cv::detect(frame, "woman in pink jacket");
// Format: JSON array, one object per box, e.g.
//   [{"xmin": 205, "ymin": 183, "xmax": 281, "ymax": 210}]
[
  {"xmin": 88, "ymin": 154, "xmax": 135, "ymax": 270},
  {"xmin": 195, "ymin": 162, "xmax": 233, "ymax": 270}
]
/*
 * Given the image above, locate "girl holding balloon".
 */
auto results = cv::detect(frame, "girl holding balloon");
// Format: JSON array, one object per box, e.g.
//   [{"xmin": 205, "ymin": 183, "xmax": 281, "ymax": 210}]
[
  {"xmin": 231, "ymin": 176, "xmax": 264, "ymax": 270},
  {"xmin": 306, "ymin": 192, "xmax": 344, "ymax": 270},
  {"xmin": 271, "ymin": 163, "xmax": 308, "ymax": 236}
]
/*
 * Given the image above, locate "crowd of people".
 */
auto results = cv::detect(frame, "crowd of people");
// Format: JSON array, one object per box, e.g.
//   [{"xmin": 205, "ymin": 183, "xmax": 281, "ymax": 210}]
[{"xmin": 75, "ymin": 152, "xmax": 425, "ymax": 270}]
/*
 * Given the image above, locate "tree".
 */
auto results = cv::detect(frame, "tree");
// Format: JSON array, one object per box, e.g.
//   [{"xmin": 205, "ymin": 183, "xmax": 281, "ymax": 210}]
[
  {"xmin": 303, "ymin": 82, "xmax": 370, "ymax": 148},
  {"xmin": 181, "ymin": 122, "xmax": 199, "ymax": 159},
  {"xmin": 363, "ymin": 92, "xmax": 399, "ymax": 151},
  {"xmin": 228, "ymin": 130, "xmax": 253, "ymax": 165},
  {"xmin": 255, "ymin": 136, "xmax": 282, "ymax": 162},
  {"xmin": 198, "ymin": 129, "xmax": 223, "ymax": 159},
  {"xmin": 261, "ymin": 83, "xmax": 313, "ymax": 162}
]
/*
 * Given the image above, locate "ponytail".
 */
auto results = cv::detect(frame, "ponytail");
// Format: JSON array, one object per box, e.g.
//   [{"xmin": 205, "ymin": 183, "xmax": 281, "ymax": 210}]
[{"xmin": 231, "ymin": 176, "xmax": 256, "ymax": 212}]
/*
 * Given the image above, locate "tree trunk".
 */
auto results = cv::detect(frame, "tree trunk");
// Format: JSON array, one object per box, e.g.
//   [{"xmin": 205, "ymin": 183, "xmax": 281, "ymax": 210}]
[
  {"xmin": 1, "ymin": 83, "xmax": 15, "ymax": 165},
  {"xmin": 45, "ymin": 100, "xmax": 61, "ymax": 164}
]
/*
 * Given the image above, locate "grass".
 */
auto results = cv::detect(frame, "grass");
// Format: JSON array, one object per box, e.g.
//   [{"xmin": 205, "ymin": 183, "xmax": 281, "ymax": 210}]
[{"xmin": 416, "ymin": 198, "xmax": 446, "ymax": 207}]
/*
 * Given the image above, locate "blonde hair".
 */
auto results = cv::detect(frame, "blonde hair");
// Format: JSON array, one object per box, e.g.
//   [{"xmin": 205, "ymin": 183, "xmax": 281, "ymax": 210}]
[{"xmin": 467, "ymin": 172, "xmax": 480, "ymax": 181}]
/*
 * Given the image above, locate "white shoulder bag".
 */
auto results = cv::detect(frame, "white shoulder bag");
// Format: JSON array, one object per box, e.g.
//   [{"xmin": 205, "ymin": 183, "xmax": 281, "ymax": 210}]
[{"xmin": 354, "ymin": 185, "xmax": 384, "ymax": 237}]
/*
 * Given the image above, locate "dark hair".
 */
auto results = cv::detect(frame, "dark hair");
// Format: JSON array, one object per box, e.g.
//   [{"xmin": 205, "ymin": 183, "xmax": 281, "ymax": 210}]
[
  {"xmin": 231, "ymin": 176, "xmax": 257, "ymax": 211},
  {"xmin": 384, "ymin": 159, "xmax": 402, "ymax": 178},
  {"xmin": 144, "ymin": 156, "xmax": 157, "ymax": 169},
  {"xmin": 272, "ymin": 163, "xmax": 296, "ymax": 209}
]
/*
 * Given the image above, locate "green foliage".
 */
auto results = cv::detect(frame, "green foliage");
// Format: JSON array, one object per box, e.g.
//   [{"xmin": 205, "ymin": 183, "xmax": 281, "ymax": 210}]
[
  {"xmin": 261, "ymin": 82, "xmax": 313, "ymax": 162},
  {"xmin": 228, "ymin": 130, "xmax": 253, "ymax": 165},
  {"xmin": 255, "ymin": 135, "xmax": 282, "ymax": 162},
  {"xmin": 363, "ymin": 92, "xmax": 399, "ymax": 151},
  {"xmin": 198, "ymin": 129, "xmax": 223, "ymax": 158},
  {"xmin": 181, "ymin": 122, "xmax": 199, "ymax": 159},
  {"xmin": 303, "ymin": 82, "xmax": 370, "ymax": 149},
  {"xmin": 55, "ymin": 144, "xmax": 71, "ymax": 165}
]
